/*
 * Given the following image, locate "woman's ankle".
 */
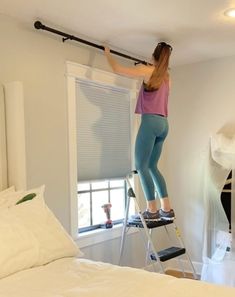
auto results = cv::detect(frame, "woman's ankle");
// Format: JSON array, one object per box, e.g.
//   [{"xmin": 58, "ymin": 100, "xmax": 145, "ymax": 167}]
[
  {"xmin": 147, "ymin": 200, "xmax": 157, "ymax": 213},
  {"xmin": 160, "ymin": 197, "xmax": 171, "ymax": 212}
]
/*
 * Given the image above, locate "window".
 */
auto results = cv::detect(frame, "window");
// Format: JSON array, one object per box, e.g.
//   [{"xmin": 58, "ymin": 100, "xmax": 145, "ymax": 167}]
[
  {"xmin": 75, "ymin": 79, "xmax": 132, "ymax": 181},
  {"xmin": 78, "ymin": 179, "xmax": 127, "ymax": 232},
  {"xmin": 66, "ymin": 62, "xmax": 139, "ymax": 238}
]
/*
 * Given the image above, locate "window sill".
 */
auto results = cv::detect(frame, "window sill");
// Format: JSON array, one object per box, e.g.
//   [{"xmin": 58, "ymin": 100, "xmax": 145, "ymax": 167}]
[{"xmin": 74, "ymin": 224, "xmax": 138, "ymax": 248}]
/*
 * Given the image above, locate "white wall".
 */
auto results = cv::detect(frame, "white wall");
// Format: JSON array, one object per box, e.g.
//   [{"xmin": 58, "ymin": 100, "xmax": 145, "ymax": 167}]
[
  {"xmin": 166, "ymin": 55, "xmax": 235, "ymax": 262},
  {"xmin": 0, "ymin": 14, "xmax": 135, "ymax": 231},
  {"xmin": 0, "ymin": 14, "xmax": 154, "ymax": 267}
]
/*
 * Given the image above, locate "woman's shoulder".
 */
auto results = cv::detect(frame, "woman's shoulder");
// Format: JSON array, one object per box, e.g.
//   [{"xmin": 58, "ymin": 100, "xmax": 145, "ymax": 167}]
[{"xmin": 142, "ymin": 65, "xmax": 155, "ymax": 83}]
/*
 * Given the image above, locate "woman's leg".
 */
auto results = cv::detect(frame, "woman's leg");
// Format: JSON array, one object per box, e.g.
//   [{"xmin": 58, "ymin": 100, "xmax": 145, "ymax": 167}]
[
  {"xmin": 148, "ymin": 119, "xmax": 174, "ymax": 216},
  {"xmin": 135, "ymin": 116, "xmax": 157, "ymax": 204},
  {"xmin": 148, "ymin": 138, "xmax": 172, "ymax": 211},
  {"xmin": 149, "ymin": 138, "xmax": 168, "ymax": 197}
]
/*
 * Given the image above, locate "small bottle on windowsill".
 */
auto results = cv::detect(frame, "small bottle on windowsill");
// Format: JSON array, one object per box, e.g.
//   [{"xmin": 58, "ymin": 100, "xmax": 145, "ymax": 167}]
[{"xmin": 101, "ymin": 203, "xmax": 113, "ymax": 229}]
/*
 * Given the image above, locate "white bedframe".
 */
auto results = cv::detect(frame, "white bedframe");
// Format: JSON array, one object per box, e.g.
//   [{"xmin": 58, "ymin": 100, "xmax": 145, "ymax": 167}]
[
  {"xmin": 0, "ymin": 84, "xmax": 7, "ymax": 190},
  {"xmin": 0, "ymin": 81, "xmax": 26, "ymax": 191}
]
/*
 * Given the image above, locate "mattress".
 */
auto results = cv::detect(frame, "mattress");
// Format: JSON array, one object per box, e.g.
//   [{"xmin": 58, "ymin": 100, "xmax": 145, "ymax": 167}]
[{"xmin": 0, "ymin": 257, "xmax": 234, "ymax": 297}]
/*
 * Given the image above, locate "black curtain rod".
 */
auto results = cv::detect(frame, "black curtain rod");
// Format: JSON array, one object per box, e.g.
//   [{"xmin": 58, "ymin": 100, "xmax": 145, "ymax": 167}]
[{"xmin": 34, "ymin": 21, "xmax": 149, "ymax": 65}]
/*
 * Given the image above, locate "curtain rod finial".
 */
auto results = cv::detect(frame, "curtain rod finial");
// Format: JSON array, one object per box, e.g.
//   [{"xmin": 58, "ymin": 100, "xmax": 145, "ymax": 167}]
[{"xmin": 34, "ymin": 21, "xmax": 44, "ymax": 30}]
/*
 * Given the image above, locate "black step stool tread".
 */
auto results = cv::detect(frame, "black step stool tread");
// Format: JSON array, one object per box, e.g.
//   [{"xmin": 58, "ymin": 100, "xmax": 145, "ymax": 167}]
[
  {"xmin": 150, "ymin": 247, "xmax": 186, "ymax": 262},
  {"xmin": 127, "ymin": 219, "xmax": 173, "ymax": 229}
]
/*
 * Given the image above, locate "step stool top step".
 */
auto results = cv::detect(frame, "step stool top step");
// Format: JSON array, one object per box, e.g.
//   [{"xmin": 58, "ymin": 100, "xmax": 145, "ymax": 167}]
[{"xmin": 127, "ymin": 219, "xmax": 174, "ymax": 228}]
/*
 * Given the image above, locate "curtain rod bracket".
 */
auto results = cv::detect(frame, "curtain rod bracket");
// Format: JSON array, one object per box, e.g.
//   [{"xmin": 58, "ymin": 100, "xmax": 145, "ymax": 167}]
[{"xmin": 62, "ymin": 36, "xmax": 74, "ymax": 43}]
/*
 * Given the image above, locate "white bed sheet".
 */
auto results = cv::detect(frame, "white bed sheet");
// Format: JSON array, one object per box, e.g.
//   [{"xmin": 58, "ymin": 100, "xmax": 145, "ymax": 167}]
[{"xmin": 0, "ymin": 257, "xmax": 234, "ymax": 297}]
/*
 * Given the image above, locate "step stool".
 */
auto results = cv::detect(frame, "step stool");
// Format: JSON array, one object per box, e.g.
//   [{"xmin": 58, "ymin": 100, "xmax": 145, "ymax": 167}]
[{"xmin": 119, "ymin": 172, "xmax": 197, "ymax": 279}]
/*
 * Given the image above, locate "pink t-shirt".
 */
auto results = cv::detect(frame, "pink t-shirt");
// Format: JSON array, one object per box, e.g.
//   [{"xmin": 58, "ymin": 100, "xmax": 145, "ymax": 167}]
[{"xmin": 135, "ymin": 80, "xmax": 169, "ymax": 116}]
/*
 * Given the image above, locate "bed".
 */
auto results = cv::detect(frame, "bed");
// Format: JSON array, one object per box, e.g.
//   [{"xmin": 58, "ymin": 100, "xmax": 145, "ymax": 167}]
[{"xmin": 0, "ymin": 186, "xmax": 235, "ymax": 297}]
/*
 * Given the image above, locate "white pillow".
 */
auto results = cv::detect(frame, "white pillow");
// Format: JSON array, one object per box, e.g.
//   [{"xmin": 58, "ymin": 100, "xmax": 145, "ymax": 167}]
[
  {"xmin": 0, "ymin": 185, "xmax": 45, "ymax": 208},
  {"xmin": 0, "ymin": 208, "xmax": 38, "ymax": 279},
  {"xmin": 0, "ymin": 194, "xmax": 83, "ymax": 279}
]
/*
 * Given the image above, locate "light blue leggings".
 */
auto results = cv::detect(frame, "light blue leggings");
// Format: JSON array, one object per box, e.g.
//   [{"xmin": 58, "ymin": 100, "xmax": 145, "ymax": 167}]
[{"xmin": 135, "ymin": 114, "xmax": 168, "ymax": 201}]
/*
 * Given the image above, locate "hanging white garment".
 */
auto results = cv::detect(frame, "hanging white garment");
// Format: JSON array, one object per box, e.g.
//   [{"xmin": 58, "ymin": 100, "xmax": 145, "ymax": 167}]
[{"xmin": 201, "ymin": 133, "xmax": 235, "ymax": 287}]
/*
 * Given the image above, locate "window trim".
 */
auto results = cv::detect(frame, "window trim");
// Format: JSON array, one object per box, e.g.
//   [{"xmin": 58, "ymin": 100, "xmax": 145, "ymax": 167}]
[
  {"xmin": 66, "ymin": 61, "xmax": 139, "ymax": 239},
  {"xmin": 75, "ymin": 223, "xmax": 138, "ymax": 249}
]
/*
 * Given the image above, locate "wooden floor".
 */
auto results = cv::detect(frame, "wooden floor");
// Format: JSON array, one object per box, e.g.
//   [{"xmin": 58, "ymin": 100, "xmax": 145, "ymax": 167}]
[{"xmin": 165, "ymin": 269, "xmax": 200, "ymax": 280}]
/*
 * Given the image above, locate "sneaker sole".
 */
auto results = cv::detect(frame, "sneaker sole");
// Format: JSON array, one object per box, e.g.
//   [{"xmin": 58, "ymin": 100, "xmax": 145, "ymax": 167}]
[
  {"xmin": 130, "ymin": 217, "xmax": 161, "ymax": 222},
  {"xmin": 144, "ymin": 218, "xmax": 162, "ymax": 222},
  {"xmin": 160, "ymin": 216, "xmax": 175, "ymax": 221}
]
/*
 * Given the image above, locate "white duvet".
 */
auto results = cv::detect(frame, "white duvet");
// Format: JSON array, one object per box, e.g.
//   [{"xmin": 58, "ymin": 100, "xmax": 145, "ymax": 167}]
[{"xmin": 0, "ymin": 257, "xmax": 234, "ymax": 297}]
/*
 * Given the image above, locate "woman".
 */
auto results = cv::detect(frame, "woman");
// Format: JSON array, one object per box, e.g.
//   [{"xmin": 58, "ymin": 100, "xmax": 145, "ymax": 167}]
[{"xmin": 104, "ymin": 42, "xmax": 174, "ymax": 221}]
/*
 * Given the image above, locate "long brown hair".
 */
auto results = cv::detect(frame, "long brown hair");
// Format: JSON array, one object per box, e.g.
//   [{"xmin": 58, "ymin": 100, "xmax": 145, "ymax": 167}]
[{"xmin": 146, "ymin": 42, "xmax": 172, "ymax": 90}]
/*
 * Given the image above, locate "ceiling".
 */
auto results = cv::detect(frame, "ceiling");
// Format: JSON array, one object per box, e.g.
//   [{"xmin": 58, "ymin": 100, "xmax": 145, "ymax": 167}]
[{"xmin": 1, "ymin": 0, "xmax": 235, "ymax": 66}]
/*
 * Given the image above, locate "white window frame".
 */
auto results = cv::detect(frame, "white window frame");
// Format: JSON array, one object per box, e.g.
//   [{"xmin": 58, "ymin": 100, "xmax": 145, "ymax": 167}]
[{"xmin": 66, "ymin": 61, "xmax": 139, "ymax": 240}]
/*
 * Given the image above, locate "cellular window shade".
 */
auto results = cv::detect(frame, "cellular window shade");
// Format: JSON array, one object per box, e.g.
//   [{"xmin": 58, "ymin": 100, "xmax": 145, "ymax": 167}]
[{"xmin": 76, "ymin": 79, "xmax": 132, "ymax": 181}]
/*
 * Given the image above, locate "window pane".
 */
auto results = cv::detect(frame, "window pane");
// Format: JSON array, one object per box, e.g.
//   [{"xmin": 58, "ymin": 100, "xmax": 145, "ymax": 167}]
[
  {"xmin": 92, "ymin": 191, "xmax": 109, "ymax": 225},
  {"xmin": 77, "ymin": 182, "xmax": 90, "ymax": 191},
  {"xmin": 110, "ymin": 179, "xmax": 124, "ymax": 187},
  {"xmin": 78, "ymin": 193, "xmax": 90, "ymax": 228},
  {"xmin": 92, "ymin": 181, "xmax": 108, "ymax": 190},
  {"xmin": 110, "ymin": 188, "xmax": 125, "ymax": 220}
]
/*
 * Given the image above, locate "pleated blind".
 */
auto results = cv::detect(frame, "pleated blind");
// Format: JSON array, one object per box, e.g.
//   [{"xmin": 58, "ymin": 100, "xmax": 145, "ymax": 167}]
[{"xmin": 76, "ymin": 79, "xmax": 132, "ymax": 181}]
